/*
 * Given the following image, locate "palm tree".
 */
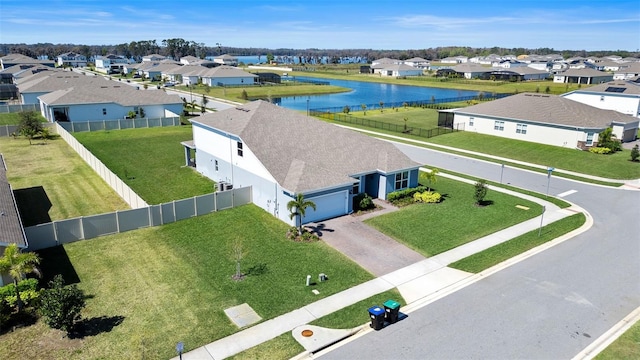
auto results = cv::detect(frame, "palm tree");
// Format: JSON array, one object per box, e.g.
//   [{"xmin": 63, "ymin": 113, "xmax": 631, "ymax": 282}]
[
  {"xmin": 286, "ymin": 194, "xmax": 316, "ymax": 234},
  {"xmin": 0, "ymin": 244, "xmax": 41, "ymax": 311}
]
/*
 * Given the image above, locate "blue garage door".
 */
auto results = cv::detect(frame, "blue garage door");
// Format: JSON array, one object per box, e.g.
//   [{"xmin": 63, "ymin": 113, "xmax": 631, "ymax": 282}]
[{"xmin": 302, "ymin": 190, "xmax": 349, "ymax": 224}]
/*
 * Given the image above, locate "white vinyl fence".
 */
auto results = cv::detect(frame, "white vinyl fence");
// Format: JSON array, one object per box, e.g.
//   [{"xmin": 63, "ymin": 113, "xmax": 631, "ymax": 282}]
[
  {"xmin": 0, "ymin": 103, "xmax": 39, "ymax": 113},
  {"xmin": 0, "ymin": 122, "xmax": 55, "ymax": 137},
  {"xmin": 57, "ymin": 117, "xmax": 181, "ymax": 133},
  {"xmin": 56, "ymin": 122, "xmax": 148, "ymax": 209},
  {"xmin": 24, "ymin": 187, "xmax": 252, "ymax": 251}
]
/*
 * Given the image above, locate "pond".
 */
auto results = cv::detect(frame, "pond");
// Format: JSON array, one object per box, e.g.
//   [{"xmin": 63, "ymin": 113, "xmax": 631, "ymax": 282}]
[{"xmin": 269, "ymin": 76, "xmax": 480, "ymax": 111}]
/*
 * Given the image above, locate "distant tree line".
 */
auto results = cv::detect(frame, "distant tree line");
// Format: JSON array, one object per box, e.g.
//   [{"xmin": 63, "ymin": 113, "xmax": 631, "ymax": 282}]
[{"xmin": 0, "ymin": 40, "xmax": 637, "ymax": 63}]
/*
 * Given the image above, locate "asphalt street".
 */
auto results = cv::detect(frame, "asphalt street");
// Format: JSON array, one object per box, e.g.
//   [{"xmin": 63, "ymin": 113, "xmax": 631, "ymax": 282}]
[{"xmin": 319, "ymin": 142, "xmax": 640, "ymax": 359}]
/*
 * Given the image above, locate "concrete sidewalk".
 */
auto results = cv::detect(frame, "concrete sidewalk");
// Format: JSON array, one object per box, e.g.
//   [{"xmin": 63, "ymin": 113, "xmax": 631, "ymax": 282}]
[{"xmin": 172, "ymin": 180, "xmax": 586, "ymax": 360}]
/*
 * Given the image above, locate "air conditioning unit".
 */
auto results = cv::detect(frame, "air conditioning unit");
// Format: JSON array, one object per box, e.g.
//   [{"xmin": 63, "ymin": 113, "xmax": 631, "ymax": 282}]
[
  {"xmin": 217, "ymin": 182, "xmax": 226, "ymax": 192},
  {"xmin": 224, "ymin": 183, "xmax": 233, "ymax": 191}
]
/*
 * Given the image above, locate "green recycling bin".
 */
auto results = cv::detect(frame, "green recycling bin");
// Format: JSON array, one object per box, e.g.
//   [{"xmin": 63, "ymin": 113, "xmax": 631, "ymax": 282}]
[
  {"xmin": 383, "ymin": 299, "xmax": 401, "ymax": 324},
  {"xmin": 368, "ymin": 306, "xmax": 385, "ymax": 330}
]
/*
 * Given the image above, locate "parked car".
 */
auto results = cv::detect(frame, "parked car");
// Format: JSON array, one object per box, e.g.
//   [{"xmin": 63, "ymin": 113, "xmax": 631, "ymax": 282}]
[{"xmin": 163, "ymin": 82, "xmax": 176, "ymax": 87}]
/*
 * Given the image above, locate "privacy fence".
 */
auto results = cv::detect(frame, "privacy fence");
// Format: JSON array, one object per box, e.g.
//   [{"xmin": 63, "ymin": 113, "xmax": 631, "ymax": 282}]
[
  {"xmin": 0, "ymin": 103, "xmax": 39, "ymax": 113},
  {"xmin": 24, "ymin": 187, "xmax": 252, "ymax": 251},
  {"xmin": 0, "ymin": 122, "xmax": 55, "ymax": 137},
  {"xmin": 57, "ymin": 116, "xmax": 181, "ymax": 133}
]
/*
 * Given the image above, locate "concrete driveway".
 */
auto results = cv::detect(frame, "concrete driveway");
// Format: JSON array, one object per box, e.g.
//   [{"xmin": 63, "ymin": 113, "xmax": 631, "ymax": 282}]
[{"xmin": 308, "ymin": 200, "xmax": 425, "ymax": 277}]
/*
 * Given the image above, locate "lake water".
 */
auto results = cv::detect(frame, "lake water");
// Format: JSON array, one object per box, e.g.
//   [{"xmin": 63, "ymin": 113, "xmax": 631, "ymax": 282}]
[{"xmin": 269, "ymin": 76, "xmax": 479, "ymax": 111}]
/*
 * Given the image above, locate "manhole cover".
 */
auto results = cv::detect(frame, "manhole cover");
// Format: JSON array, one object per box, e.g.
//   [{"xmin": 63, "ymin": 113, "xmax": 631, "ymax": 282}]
[{"xmin": 301, "ymin": 329, "xmax": 314, "ymax": 337}]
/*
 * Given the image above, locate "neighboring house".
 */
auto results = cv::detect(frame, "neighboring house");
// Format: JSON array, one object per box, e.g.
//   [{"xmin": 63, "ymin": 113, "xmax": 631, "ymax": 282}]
[
  {"xmin": 403, "ymin": 57, "xmax": 430, "ymax": 69},
  {"xmin": 38, "ymin": 83, "xmax": 183, "ymax": 122},
  {"xmin": 489, "ymin": 67, "xmax": 549, "ymax": 81},
  {"xmin": 200, "ymin": 66, "xmax": 258, "ymax": 86},
  {"xmin": 553, "ymin": 68, "xmax": 613, "ymax": 84},
  {"xmin": 212, "ymin": 54, "xmax": 238, "ymax": 66},
  {"xmin": 17, "ymin": 71, "xmax": 106, "ymax": 104},
  {"xmin": 440, "ymin": 56, "xmax": 468, "ymax": 64},
  {"xmin": 371, "ymin": 58, "xmax": 402, "ymax": 66},
  {"xmin": 142, "ymin": 54, "xmax": 166, "ymax": 62},
  {"xmin": 491, "ymin": 60, "xmax": 527, "ymax": 68},
  {"xmin": 56, "ymin": 52, "xmax": 87, "ymax": 67},
  {"xmin": 613, "ymin": 63, "xmax": 640, "ymax": 80},
  {"xmin": 452, "ymin": 64, "xmax": 490, "ymax": 79},
  {"xmin": 94, "ymin": 54, "xmax": 130, "ymax": 74},
  {"xmin": 186, "ymin": 100, "xmax": 421, "ymax": 226},
  {"xmin": 0, "ymin": 154, "xmax": 29, "ymax": 286},
  {"xmin": 450, "ymin": 93, "xmax": 639, "ymax": 148},
  {"xmin": 0, "ymin": 53, "xmax": 55, "ymax": 70},
  {"xmin": 378, "ymin": 64, "xmax": 423, "ymax": 77},
  {"xmin": 562, "ymin": 78, "xmax": 640, "ymax": 119}
]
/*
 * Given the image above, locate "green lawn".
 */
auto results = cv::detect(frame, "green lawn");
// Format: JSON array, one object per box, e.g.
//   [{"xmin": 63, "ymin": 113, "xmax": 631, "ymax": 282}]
[
  {"xmin": 450, "ymin": 213, "xmax": 586, "ymax": 273},
  {"xmin": 0, "ymin": 111, "xmax": 48, "ymax": 125},
  {"xmin": 595, "ymin": 320, "xmax": 640, "ymax": 360},
  {"xmin": 426, "ymin": 132, "xmax": 640, "ymax": 180},
  {"xmin": 73, "ymin": 126, "xmax": 215, "ymax": 204},
  {"xmin": 0, "ymin": 205, "xmax": 376, "ymax": 360},
  {"xmin": 345, "ymin": 107, "xmax": 441, "ymax": 129},
  {"xmin": 0, "ymin": 137, "xmax": 129, "ymax": 225},
  {"xmin": 365, "ymin": 177, "xmax": 542, "ymax": 257}
]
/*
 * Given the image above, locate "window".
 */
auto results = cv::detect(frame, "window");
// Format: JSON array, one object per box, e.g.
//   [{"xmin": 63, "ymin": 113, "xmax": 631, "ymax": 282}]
[
  {"xmin": 516, "ymin": 124, "xmax": 527, "ymax": 134},
  {"xmin": 351, "ymin": 183, "xmax": 359, "ymax": 194},
  {"xmin": 102, "ymin": 108, "xmax": 107, "ymax": 115},
  {"xmin": 394, "ymin": 171, "xmax": 409, "ymax": 190},
  {"xmin": 237, "ymin": 141, "xmax": 243, "ymax": 157},
  {"xmin": 586, "ymin": 133, "xmax": 594, "ymax": 146},
  {"xmin": 494, "ymin": 120, "xmax": 504, "ymax": 131},
  {"xmin": 469, "ymin": 117, "xmax": 474, "ymax": 126},
  {"xmin": 214, "ymin": 160, "xmax": 219, "ymax": 171}
]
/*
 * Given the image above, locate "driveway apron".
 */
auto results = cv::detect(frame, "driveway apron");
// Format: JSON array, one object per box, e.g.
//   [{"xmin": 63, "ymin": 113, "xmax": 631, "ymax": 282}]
[{"xmin": 308, "ymin": 200, "xmax": 426, "ymax": 277}]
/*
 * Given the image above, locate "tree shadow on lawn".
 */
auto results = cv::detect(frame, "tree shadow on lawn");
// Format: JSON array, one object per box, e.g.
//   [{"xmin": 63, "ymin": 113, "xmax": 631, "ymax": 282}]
[
  {"xmin": 36, "ymin": 245, "xmax": 81, "ymax": 285},
  {"xmin": 69, "ymin": 315, "xmax": 125, "ymax": 339},
  {"xmin": 13, "ymin": 186, "xmax": 52, "ymax": 226},
  {"xmin": 476, "ymin": 200, "xmax": 494, "ymax": 207}
]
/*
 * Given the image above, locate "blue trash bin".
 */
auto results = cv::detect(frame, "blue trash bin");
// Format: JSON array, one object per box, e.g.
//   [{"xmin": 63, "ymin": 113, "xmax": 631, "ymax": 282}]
[{"xmin": 368, "ymin": 306, "xmax": 385, "ymax": 330}]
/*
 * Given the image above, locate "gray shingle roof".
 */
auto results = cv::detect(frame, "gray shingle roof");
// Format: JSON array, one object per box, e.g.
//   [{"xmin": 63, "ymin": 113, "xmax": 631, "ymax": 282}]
[
  {"xmin": 18, "ymin": 72, "xmax": 108, "ymax": 93},
  {"xmin": 456, "ymin": 93, "xmax": 638, "ymax": 129},
  {"xmin": 191, "ymin": 100, "xmax": 421, "ymax": 193},
  {"xmin": 38, "ymin": 83, "xmax": 183, "ymax": 106},
  {"xmin": 573, "ymin": 80, "xmax": 640, "ymax": 96},
  {"xmin": 0, "ymin": 155, "xmax": 27, "ymax": 248}
]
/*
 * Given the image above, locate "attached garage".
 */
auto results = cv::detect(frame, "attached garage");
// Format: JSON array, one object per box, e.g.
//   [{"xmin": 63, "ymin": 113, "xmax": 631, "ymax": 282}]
[{"xmin": 302, "ymin": 190, "xmax": 349, "ymax": 223}]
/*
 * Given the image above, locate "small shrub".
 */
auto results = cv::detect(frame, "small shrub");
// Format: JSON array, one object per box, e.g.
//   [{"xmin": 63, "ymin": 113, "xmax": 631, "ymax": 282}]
[
  {"xmin": 630, "ymin": 144, "xmax": 639, "ymax": 162},
  {"xmin": 342, "ymin": 105, "xmax": 350, "ymax": 114},
  {"xmin": 387, "ymin": 186, "xmax": 427, "ymax": 203},
  {"xmin": 353, "ymin": 193, "xmax": 374, "ymax": 212},
  {"xmin": 413, "ymin": 191, "xmax": 442, "ymax": 203},
  {"xmin": 240, "ymin": 89, "xmax": 248, "ymax": 100},
  {"xmin": 474, "ymin": 179, "xmax": 488, "ymax": 205},
  {"xmin": 589, "ymin": 147, "xmax": 612, "ymax": 154},
  {"xmin": 5, "ymin": 289, "xmax": 40, "ymax": 309},
  {"xmin": 0, "ymin": 278, "xmax": 39, "ymax": 300},
  {"xmin": 286, "ymin": 226, "xmax": 299, "ymax": 241},
  {"xmin": 39, "ymin": 275, "xmax": 86, "ymax": 335}
]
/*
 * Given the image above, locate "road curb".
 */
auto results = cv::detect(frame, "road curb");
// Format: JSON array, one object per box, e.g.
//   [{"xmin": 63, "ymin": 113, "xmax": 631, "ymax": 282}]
[{"xmin": 572, "ymin": 306, "xmax": 640, "ymax": 360}]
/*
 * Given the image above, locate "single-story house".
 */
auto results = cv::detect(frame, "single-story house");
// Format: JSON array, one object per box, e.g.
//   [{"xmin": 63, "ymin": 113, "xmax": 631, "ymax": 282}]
[
  {"xmin": 452, "ymin": 64, "xmax": 491, "ymax": 79},
  {"xmin": 440, "ymin": 56, "xmax": 468, "ymax": 64},
  {"xmin": 17, "ymin": 71, "xmax": 107, "ymax": 104},
  {"xmin": 56, "ymin": 52, "xmax": 87, "ymax": 67},
  {"xmin": 0, "ymin": 53, "xmax": 55, "ymax": 70},
  {"xmin": 378, "ymin": 64, "xmax": 423, "ymax": 77},
  {"xmin": 200, "ymin": 66, "xmax": 258, "ymax": 86},
  {"xmin": 613, "ymin": 63, "xmax": 640, "ymax": 80},
  {"xmin": 213, "ymin": 54, "xmax": 238, "ymax": 66},
  {"xmin": 38, "ymin": 83, "xmax": 183, "ymax": 122},
  {"xmin": 562, "ymin": 78, "xmax": 640, "ymax": 119},
  {"xmin": 0, "ymin": 154, "xmax": 29, "ymax": 286},
  {"xmin": 186, "ymin": 100, "xmax": 421, "ymax": 226},
  {"xmin": 553, "ymin": 68, "xmax": 613, "ymax": 84},
  {"xmin": 450, "ymin": 93, "xmax": 639, "ymax": 148},
  {"xmin": 142, "ymin": 54, "xmax": 167, "ymax": 62}
]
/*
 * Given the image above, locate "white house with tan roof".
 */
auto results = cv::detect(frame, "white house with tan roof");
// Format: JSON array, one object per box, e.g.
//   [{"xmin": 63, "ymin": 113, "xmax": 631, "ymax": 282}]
[
  {"xmin": 200, "ymin": 66, "xmax": 258, "ymax": 86},
  {"xmin": 553, "ymin": 68, "xmax": 613, "ymax": 84},
  {"xmin": 38, "ymin": 83, "xmax": 183, "ymax": 122},
  {"xmin": 212, "ymin": 54, "xmax": 238, "ymax": 66},
  {"xmin": 187, "ymin": 100, "xmax": 421, "ymax": 226},
  {"xmin": 17, "ymin": 71, "xmax": 108, "ymax": 104},
  {"xmin": 450, "ymin": 93, "xmax": 639, "ymax": 148},
  {"xmin": 562, "ymin": 78, "xmax": 640, "ymax": 120}
]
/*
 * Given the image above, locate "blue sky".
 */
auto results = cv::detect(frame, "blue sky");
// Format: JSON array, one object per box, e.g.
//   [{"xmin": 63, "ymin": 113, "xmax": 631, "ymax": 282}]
[{"xmin": 1, "ymin": 0, "xmax": 639, "ymax": 51}]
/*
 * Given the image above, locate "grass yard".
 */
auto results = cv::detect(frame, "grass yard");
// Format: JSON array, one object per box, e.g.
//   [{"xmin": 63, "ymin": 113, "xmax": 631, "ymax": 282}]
[
  {"xmin": 450, "ymin": 213, "xmax": 586, "ymax": 273},
  {"xmin": 0, "ymin": 111, "xmax": 48, "ymax": 125},
  {"xmin": 232, "ymin": 289, "xmax": 404, "ymax": 360},
  {"xmin": 595, "ymin": 320, "xmax": 640, "ymax": 360},
  {"xmin": 344, "ymin": 107, "xmax": 441, "ymax": 130},
  {"xmin": 0, "ymin": 205, "xmax": 376, "ymax": 359},
  {"xmin": 365, "ymin": 177, "xmax": 542, "ymax": 257},
  {"xmin": 0, "ymin": 136, "xmax": 129, "ymax": 225},
  {"xmin": 426, "ymin": 132, "xmax": 640, "ymax": 180},
  {"xmin": 73, "ymin": 126, "xmax": 214, "ymax": 204}
]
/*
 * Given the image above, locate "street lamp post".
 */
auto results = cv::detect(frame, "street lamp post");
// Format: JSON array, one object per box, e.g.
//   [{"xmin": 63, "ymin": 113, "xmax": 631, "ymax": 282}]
[
  {"xmin": 545, "ymin": 166, "xmax": 555, "ymax": 197},
  {"xmin": 538, "ymin": 205, "xmax": 546, "ymax": 237},
  {"xmin": 500, "ymin": 163, "xmax": 505, "ymax": 184}
]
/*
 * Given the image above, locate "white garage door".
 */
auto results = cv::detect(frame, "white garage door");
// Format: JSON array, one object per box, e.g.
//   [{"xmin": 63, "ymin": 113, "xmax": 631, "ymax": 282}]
[{"xmin": 302, "ymin": 190, "xmax": 349, "ymax": 223}]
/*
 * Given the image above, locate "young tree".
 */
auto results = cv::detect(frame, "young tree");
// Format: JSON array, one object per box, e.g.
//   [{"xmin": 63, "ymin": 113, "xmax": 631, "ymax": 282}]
[
  {"xmin": 287, "ymin": 193, "xmax": 316, "ymax": 234},
  {"xmin": 361, "ymin": 104, "xmax": 367, "ymax": 115},
  {"xmin": 474, "ymin": 179, "xmax": 488, "ymax": 205},
  {"xmin": 231, "ymin": 238, "xmax": 246, "ymax": 281},
  {"xmin": 17, "ymin": 111, "xmax": 43, "ymax": 145},
  {"xmin": 0, "ymin": 244, "xmax": 41, "ymax": 311},
  {"xmin": 201, "ymin": 94, "xmax": 208, "ymax": 114},
  {"xmin": 422, "ymin": 168, "xmax": 439, "ymax": 192},
  {"xmin": 631, "ymin": 144, "xmax": 639, "ymax": 162},
  {"xmin": 39, "ymin": 275, "xmax": 86, "ymax": 335}
]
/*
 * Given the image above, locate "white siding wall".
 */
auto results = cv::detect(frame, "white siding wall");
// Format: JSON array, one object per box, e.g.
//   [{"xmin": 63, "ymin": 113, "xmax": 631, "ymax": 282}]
[
  {"xmin": 563, "ymin": 92, "xmax": 640, "ymax": 118},
  {"xmin": 41, "ymin": 102, "xmax": 182, "ymax": 122},
  {"xmin": 204, "ymin": 76, "xmax": 256, "ymax": 86},
  {"xmin": 454, "ymin": 114, "xmax": 589, "ymax": 148}
]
